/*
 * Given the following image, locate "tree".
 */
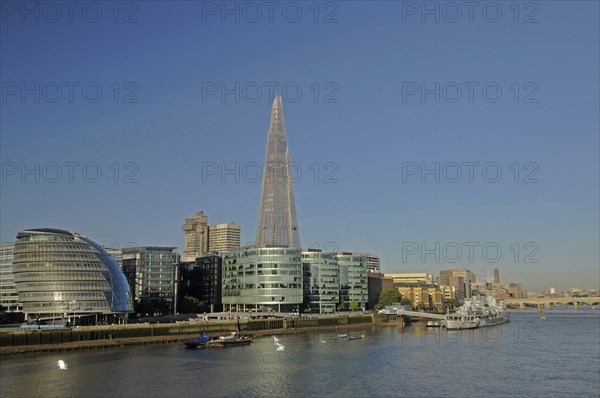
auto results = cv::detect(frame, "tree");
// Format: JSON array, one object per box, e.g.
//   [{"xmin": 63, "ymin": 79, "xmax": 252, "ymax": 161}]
[
  {"xmin": 376, "ymin": 289, "xmax": 403, "ymax": 310},
  {"xmin": 179, "ymin": 296, "xmax": 206, "ymax": 314},
  {"xmin": 349, "ymin": 300, "xmax": 360, "ymax": 311},
  {"xmin": 445, "ymin": 298, "xmax": 458, "ymax": 309},
  {"xmin": 401, "ymin": 297, "xmax": 412, "ymax": 306}
]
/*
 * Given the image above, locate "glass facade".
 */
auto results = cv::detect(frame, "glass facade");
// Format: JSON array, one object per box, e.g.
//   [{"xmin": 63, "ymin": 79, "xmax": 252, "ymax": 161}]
[
  {"xmin": 222, "ymin": 247, "xmax": 302, "ymax": 312},
  {"xmin": 122, "ymin": 247, "xmax": 177, "ymax": 313},
  {"xmin": 12, "ymin": 229, "xmax": 133, "ymax": 320},
  {"xmin": 0, "ymin": 243, "xmax": 22, "ymax": 312},
  {"xmin": 335, "ymin": 252, "xmax": 369, "ymax": 309},
  {"xmin": 302, "ymin": 250, "xmax": 339, "ymax": 313},
  {"xmin": 255, "ymin": 96, "xmax": 301, "ymax": 248}
]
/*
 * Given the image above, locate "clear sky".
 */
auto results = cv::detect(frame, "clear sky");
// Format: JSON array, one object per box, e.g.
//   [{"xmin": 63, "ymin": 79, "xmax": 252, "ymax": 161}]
[{"xmin": 1, "ymin": 1, "xmax": 598, "ymax": 292}]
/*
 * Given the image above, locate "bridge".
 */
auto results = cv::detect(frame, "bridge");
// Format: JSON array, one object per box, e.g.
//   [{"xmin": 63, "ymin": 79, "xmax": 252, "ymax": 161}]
[
  {"xmin": 395, "ymin": 310, "xmax": 446, "ymax": 320},
  {"xmin": 505, "ymin": 297, "xmax": 599, "ymax": 310}
]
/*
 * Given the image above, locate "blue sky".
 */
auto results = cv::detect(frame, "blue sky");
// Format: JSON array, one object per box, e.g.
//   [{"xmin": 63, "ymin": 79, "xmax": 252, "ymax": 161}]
[{"xmin": 1, "ymin": 1, "xmax": 598, "ymax": 291}]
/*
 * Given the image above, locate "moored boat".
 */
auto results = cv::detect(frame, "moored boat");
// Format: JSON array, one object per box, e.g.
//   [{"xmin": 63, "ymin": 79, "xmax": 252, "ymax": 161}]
[
  {"xmin": 336, "ymin": 333, "xmax": 365, "ymax": 340},
  {"xmin": 184, "ymin": 332, "xmax": 212, "ymax": 348},
  {"xmin": 206, "ymin": 332, "xmax": 252, "ymax": 348},
  {"xmin": 445, "ymin": 291, "xmax": 510, "ymax": 330}
]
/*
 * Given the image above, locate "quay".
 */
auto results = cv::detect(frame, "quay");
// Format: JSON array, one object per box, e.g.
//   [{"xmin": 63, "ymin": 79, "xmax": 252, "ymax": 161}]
[{"xmin": 0, "ymin": 313, "xmax": 394, "ymax": 356}]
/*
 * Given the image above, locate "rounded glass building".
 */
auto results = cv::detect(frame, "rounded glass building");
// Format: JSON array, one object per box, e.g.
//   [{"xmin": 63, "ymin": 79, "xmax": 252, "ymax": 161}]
[{"xmin": 13, "ymin": 228, "xmax": 133, "ymax": 324}]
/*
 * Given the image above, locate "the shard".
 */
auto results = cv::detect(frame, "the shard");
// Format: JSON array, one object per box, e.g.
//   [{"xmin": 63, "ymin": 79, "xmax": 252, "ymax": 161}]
[{"xmin": 255, "ymin": 96, "xmax": 301, "ymax": 248}]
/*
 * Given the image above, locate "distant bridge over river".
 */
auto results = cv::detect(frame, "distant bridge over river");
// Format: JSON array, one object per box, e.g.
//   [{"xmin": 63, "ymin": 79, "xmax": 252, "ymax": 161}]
[{"xmin": 505, "ymin": 297, "xmax": 599, "ymax": 310}]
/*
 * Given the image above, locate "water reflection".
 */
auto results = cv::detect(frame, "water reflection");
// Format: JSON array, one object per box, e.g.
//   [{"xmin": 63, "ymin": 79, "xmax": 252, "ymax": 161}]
[{"xmin": 1, "ymin": 310, "xmax": 598, "ymax": 398}]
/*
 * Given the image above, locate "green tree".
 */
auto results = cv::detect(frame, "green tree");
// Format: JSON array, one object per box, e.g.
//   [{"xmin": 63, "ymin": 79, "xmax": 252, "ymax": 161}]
[
  {"xmin": 349, "ymin": 300, "xmax": 360, "ymax": 311},
  {"xmin": 376, "ymin": 289, "xmax": 403, "ymax": 310},
  {"xmin": 179, "ymin": 296, "xmax": 206, "ymax": 314},
  {"xmin": 401, "ymin": 297, "xmax": 412, "ymax": 306},
  {"xmin": 445, "ymin": 298, "xmax": 458, "ymax": 309}
]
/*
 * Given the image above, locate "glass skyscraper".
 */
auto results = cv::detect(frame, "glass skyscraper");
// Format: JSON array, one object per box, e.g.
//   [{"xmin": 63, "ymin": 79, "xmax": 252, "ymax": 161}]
[
  {"xmin": 222, "ymin": 97, "xmax": 303, "ymax": 312},
  {"xmin": 255, "ymin": 96, "xmax": 301, "ymax": 248}
]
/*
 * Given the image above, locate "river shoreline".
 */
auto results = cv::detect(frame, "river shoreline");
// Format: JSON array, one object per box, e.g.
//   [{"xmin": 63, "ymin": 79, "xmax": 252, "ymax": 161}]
[{"xmin": 0, "ymin": 320, "xmax": 384, "ymax": 357}]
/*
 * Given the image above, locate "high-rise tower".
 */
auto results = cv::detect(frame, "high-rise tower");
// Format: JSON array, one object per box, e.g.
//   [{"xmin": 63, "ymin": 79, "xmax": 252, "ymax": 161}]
[
  {"xmin": 182, "ymin": 211, "xmax": 208, "ymax": 261},
  {"xmin": 256, "ymin": 96, "xmax": 300, "ymax": 248}
]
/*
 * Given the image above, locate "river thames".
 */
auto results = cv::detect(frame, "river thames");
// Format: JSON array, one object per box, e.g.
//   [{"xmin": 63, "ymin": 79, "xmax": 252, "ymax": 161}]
[{"xmin": 1, "ymin": 309, "xmax": 598, "ymax": 398}]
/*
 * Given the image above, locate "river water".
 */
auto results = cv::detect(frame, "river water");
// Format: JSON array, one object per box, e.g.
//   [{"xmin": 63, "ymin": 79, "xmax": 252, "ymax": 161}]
[{"xmin": 1, "ymin": 309, "xmax": 598, "ymax": 398}]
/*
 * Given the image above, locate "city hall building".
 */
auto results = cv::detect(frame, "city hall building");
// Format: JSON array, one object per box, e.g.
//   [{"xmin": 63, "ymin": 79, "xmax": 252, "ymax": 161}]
[{"xmin": 12, "ymin": 228, "xmax": 133, "ymax": 325}]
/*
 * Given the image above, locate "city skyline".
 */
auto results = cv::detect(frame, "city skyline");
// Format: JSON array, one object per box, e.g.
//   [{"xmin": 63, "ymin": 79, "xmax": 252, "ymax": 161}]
[{"xmin": 1, "ymin": 3, "xmax": 598, "ymax": 293}]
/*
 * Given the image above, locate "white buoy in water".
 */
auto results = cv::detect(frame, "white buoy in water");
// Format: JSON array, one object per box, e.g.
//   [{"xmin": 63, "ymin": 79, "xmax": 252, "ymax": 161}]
[{"xmin": 57, "ymin": 360, "xmax": 67, "ymax": 370}]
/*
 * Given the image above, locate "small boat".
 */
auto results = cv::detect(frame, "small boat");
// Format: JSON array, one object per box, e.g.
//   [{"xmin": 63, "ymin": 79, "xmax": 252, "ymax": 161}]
[
  {"xmin": 184, "ymin": 332, "xmax": 212, "ymax": 349},
  {"xmin": 336, "ymin": 333, "xmax": 365, "ymax": 340},
  {"xmin": 206, "ymin": 332, "xmax": 252, "ymax": 348},
  {"xmin": 426, "ymin": 321, "xmax": 443, "ymax": 328},
  {"xmin": 540, "ymin": 316, "xmax": 547, "ymax": 320}
]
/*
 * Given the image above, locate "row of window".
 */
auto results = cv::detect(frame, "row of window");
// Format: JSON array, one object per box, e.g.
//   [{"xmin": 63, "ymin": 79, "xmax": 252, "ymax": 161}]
[
  {"xmin": 15, "ymin": 281, "xmax": 111, "ymax": 291},
  {"xmin": 224, "ymin": 283, "xmax": 302, "ymax": 290},
  {"xmin": 14, "ymin": 253, "xmax": 100, "ymax": 262},
  {"xmin": 14, "ymin": 272, "xmax": 108, "ymax": 282},
  {"xmin": 17, "ymin": 235, "xmax": 73, "ymax": 243},
  {"xmin": 19, "ymin": 291, "xmax": 107, "ymax": 299},
  {"xmin": 13, "ymin": 262, "xmax": 107, "ymax": 272},
  {"xmin": 14, "ymin": 242, "xmax": 97, "ymax": 254}
]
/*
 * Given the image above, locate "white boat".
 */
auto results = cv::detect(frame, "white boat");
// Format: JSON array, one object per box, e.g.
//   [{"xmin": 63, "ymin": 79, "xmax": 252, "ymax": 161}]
[{"xmin": 445, "ymin": 292, "xmax": 510, "ymax": 330}]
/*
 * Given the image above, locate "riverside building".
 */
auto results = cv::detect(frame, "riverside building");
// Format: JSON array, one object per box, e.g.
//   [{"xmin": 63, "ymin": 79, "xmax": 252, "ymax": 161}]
[
  {"xmin": 12, "ymin": 228, "xmax": 132, "ymax": 325},
  {"xmin": 220, "ymin": 98, "xmax": 374, "ymax": 314},
  {"xmin": 0, "ymin": 242, "xmax": 21, "ymax": 314},
  {"xmin": 222, "ymin": 247, "xmax": 303, "ymax": 312},
  {"xmin": 122, "ymin": 247, "xmax": 178, "ymax": 315}
]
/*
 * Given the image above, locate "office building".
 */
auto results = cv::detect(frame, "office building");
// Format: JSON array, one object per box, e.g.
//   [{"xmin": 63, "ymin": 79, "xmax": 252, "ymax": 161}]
[
  {"xmin": 440, "ymin": 268, "xmax": 474, "ymax": 303},
  {"xmin": 208, "ymin": 223, "xmax": 241, "ymax": 252},
  {"xmin": 336, "ymin": 252, "xmax": 369, "ymax": 310},
  {"xmin": 385, "ymin": 272, "xmax": 434, "ymax": 284},
  {"xmin": 122, "ymin": 247, "xmax": 178, "ymax": 315},
  {"xmin": 222, "ymin": 247, "xmax": 303, "ymax": 312},
  {"xmin": 12, "ymin": 228, "xmax": 132, "ymax": 324},
  {"xmin": 255, "ymin": 96, "xmax": 301, "ymax": 248},
  {"xmin": 367, "ymin": 272, "xmax": 394, "ymax": 310},
  {"xmin": 182, "ymin": 211, "xmax": 209, "ymax": 262},
  {"xmin": 302, "ymin": 249, "xmax": 339, "ymax": 313},
  {"xmin": 178, "ymin": 254, "xmax": 223, "ymax": 313},
  {"xmin": 103, "ymin": 246, "xmax": 123, "ymax": 268}
]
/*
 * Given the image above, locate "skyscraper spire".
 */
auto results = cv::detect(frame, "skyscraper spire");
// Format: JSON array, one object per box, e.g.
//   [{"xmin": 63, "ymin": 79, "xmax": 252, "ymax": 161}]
[{"xmin": 255, "ymin": 96, "xmax": 300, "ymax": 248}]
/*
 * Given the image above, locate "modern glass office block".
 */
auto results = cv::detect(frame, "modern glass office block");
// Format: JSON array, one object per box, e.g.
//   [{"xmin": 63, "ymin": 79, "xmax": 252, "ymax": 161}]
[
  {"xmin": 302, "ymin": 249, "xmax": 339, "ymax": 313},
  {"xmin": 222, "ymin": 247, "xmax": 302, "ymax": 312}
]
